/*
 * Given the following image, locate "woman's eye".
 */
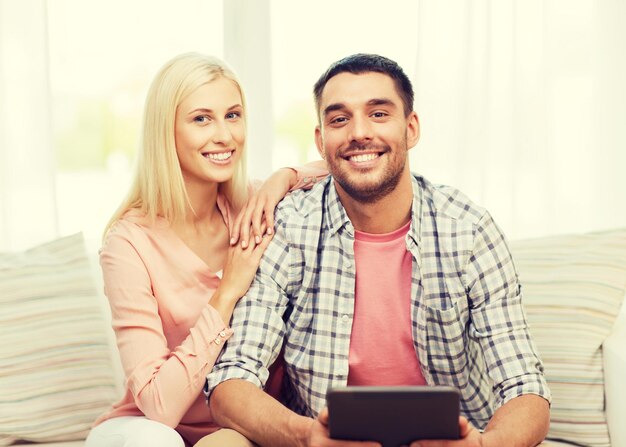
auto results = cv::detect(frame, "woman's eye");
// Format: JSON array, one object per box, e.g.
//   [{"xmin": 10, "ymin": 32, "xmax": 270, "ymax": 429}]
[
  {"xmin": 226, "ymin": 111, "xmax": 241, "ymax": 120},
  {"xmin": 194, "ymin": 115, "xmax": 210, "ymax": 123}
]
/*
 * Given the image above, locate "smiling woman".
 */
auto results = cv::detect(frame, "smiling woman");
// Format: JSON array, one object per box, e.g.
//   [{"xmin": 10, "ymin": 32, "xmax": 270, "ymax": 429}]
[
  {"xmin": 103, "ymin": 54, "xmax": 247, "ymax": 233},
  {"xmin": 84, "ymin": 52, "xmax": 324, "ymax": 447},
  {"xmin": 174, "ymin": 78, "xmax": 246, "ymax": 188}
]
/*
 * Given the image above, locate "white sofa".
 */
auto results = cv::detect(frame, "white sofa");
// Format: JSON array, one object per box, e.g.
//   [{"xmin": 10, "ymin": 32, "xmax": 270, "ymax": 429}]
[
  {"xmin": 1, "ymin": 229, "xmax": 625, "ymax": 447},
  {"xmin": 605, "ymin": 310, "xmax": 626, "ymax": 447}
]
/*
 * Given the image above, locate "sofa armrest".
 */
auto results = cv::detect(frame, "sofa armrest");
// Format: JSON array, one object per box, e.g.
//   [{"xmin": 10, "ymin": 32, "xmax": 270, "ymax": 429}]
[{"xmin": 603, "ymin": 295, "xmax": 626, "ymax": 447}]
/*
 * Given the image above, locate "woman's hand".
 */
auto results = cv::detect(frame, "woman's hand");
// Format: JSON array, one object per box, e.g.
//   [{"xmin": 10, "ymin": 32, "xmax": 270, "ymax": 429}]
[
  {"xmin": 231, "ymin": 168, "xmax": 297, "ymax": 248},
  {"xmin": 220, "ymin": 233, "xmax": 273, "ymax": 300},
  {"xmin": 210, "ymin": 233, "xmax": 273, "ymax": 323}
]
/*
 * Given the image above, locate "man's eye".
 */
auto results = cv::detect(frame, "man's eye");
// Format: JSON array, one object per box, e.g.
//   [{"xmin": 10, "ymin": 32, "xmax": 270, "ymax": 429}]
[
  {"xmin": 372, "ymin": 112, "xmax": 387, "ymax": 118},
  {"xmin": 330, "ymin": 116, "xmax": 347, "ymax": 124}
]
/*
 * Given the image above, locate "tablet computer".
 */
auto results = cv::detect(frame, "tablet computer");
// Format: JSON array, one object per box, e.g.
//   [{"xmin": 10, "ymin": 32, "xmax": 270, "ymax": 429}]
[{"xmin": 327, "ymin": 386, "xmax": 460, "ymax": 447}]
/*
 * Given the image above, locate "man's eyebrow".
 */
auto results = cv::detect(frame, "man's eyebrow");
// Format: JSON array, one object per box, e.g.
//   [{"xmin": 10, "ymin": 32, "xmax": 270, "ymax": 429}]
[
  {"xmin": 367, "ymin": 98, "xmax": 396, "ymax": 108},
  {"xmin": 322, "ymin": 98, "xmax": 397, "ymax": 116},
  {"xmin": 322, "ymin": 103, "xmax": 346, "ymax": 116}
]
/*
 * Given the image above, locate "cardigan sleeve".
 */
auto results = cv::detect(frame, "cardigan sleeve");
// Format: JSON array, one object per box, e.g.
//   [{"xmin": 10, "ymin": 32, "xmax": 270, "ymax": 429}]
[
  {"xmin": 247, "ymin": 160, "xmax": 329, "ymax": 195},
  {"xmin": 288, "ymin": 159, "xmax": 329, "ymax": 191}
]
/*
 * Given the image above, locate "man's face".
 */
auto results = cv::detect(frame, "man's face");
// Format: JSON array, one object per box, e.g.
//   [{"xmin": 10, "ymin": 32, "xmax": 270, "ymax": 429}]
[{"xmin": 315, "ymin": 71, "xmax": 419, "ymax": 203}]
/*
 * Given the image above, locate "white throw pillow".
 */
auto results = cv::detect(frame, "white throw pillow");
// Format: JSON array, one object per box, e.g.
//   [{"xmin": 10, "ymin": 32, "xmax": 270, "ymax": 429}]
[
  {"xmin": 0, "ymin": 233, "xmax": 119, "ymax": 445},
  {"xmin": 511, "ymin": 228, "xmax": 626, "ymax": 447}
]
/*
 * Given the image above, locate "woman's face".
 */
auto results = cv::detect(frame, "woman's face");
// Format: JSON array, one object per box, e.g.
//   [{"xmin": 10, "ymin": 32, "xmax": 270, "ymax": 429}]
[{"xmin": 174, "ymin": 76, "xmax": 245, "ymax": 186}]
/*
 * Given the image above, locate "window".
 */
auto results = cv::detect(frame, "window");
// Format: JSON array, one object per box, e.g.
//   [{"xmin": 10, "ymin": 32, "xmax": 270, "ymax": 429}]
[
  {"xmin": 269, "ymin": 0, "xmax": 419, "ymax": 169},
  {"xmin": 47, "ymin": 0, "xmax": 224, "ymax": 243}
]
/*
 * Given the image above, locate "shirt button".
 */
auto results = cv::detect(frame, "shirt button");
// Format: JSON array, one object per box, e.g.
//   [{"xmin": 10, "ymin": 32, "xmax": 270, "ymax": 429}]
[
  {"xmin": 344, "ymin": 260, "xmax": 352, "ymax": 269},
  {"xmin": 341, "ymin": 314, "xmax": 350, "ymax": 323},
  {"xmin": 303, "ymin": 177, "xmax": 311, "ymax": 183}
]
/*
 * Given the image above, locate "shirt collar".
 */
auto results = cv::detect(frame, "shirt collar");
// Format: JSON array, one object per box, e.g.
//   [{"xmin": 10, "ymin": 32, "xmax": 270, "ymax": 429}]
[
  {"xmin": 408, "ymin": 175, "xmax": 423, "ymax": 248},
  {"xmin": 325, "ymin": 179, "xmax": 353, "ymax": 237},
  {"xmin": 324, "ymin": 175, "xmax": 424, "ymax": 249}
]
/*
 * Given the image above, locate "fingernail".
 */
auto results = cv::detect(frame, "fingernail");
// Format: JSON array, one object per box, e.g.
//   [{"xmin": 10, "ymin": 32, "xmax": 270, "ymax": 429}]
[
  {"xmin": 267, "ymin": 228, "xmax": 273, "ymax": 235},
  {"xmin": 255, "ymin": 235, "xmax": 261, "ymax": 244},
  {"xmin": 229, "ymin": 238, "xmax": 235, "ymax": 245},
  {"xmin": 241, "ymin": 241, "xmax": 248, "ymax": 248}
]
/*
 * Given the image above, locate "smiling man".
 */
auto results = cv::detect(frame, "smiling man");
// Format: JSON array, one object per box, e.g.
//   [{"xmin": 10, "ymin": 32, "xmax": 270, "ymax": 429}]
[{"xmin": 200, "ymin": 54, "xmax": 551, "ymax": 447}]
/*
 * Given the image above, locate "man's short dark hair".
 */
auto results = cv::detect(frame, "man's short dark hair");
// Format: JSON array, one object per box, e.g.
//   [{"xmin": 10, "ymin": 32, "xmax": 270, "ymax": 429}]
[{"xmin": 313, "ymin": 53, "xmax": 414, "ymax": 120}]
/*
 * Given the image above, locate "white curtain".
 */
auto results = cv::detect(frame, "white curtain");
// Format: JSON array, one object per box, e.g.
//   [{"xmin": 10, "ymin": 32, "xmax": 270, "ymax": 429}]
[
  {"xmin": 410, "ymin": 0, "xmax": 626, "ymax": 239},
  {"xmin": 223, "ymin": 0, "xmax": 274, "ymax": 181},
  {"xmin": 0, "ymin": 0, "xmax": 58, "ymax": 251},
  {"xmin": 1, "ymin": 0, "xmax": 625, "ymax": 251}
]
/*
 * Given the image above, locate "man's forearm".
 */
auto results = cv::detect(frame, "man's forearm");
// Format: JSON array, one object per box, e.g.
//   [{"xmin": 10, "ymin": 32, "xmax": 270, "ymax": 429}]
[
  {"xmin": 210, "ymin": 379, "xmax": 314, "ymax": 447},
  {"xmin": 482, "ymin": 394, "xmax": 550, "ymax": 447}
]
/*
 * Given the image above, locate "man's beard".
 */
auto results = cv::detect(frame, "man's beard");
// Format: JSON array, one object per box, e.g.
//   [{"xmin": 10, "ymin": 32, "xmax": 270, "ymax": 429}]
[{"xmin": 328, "ymin": 141, "xmax": 406, "ymax": 204}]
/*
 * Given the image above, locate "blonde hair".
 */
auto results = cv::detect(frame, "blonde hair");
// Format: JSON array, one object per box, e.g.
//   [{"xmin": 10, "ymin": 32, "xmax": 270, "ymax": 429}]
[{"xmin": 104, "ymin": 53, "xmax": 248, "ymax": 237}]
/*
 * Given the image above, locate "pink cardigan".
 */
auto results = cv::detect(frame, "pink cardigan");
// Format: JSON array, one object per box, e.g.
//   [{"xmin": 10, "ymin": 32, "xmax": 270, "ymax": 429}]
[
  {"xmin": 94, "ymin": 197, "xmax": 235, "ymax": 443},
  {"xmin": 94, "ymin": 168, "xmax": 328, "ymax": 444}
]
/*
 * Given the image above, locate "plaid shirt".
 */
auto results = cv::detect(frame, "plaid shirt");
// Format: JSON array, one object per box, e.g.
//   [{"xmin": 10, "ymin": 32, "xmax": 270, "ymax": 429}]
[{"xmin": 206, "ymin": 175, "xmax": 550, "ymax": 429}]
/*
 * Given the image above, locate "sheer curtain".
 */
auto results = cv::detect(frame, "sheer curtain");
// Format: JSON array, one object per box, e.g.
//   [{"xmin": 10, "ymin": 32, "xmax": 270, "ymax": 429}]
[
  {"xmin": 1, "ymin": 0, "xmax": 625, "ymax": 251},
  {"xmin": 0, "ymin": 0, "xmax": 58, "ymax": 251},
  {"xmin": 410, "ymin": 0, "xmax": 626, "ymax": 239},
  {"xmin": 224, "ymin": 0, "xmax": 274, "ymax": 181}
]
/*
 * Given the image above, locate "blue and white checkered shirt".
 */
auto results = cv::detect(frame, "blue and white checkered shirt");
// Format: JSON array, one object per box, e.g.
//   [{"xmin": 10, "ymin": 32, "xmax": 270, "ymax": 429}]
[{"xmin": 206, "ymin": 175, "xmax": 550, "ymax": 429}]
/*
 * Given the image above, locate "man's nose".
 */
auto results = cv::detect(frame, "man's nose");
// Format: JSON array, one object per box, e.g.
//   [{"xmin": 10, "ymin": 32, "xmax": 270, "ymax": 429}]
[{"xmin": 349, "ymin": 114, "xmax": 373, "ymax": 142}]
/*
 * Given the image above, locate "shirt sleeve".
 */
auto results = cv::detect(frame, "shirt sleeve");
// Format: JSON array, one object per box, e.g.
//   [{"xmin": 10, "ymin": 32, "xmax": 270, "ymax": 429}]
[
  {"xmin": 205, "ymin": 212, "xmax": 293, "ymax": 396},
  {"xmin": 465, "ymin": 212, "xmax": 552, "ymax": 407},
  {"xmin": 100, "ymin": 223, "xmax": 232, "ymax": 428}
]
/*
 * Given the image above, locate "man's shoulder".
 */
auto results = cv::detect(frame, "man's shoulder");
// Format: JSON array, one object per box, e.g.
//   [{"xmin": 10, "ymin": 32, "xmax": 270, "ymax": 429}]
[
  {"xmin": 275, "ymin": 176, "xmax": 330, "ymax": 221},
  {"xmin": 414, "ymin": 174, "xmax": 487, "ymax": 225}
]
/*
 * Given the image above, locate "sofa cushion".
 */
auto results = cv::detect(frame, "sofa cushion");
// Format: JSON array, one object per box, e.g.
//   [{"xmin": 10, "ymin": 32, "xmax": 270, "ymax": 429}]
[
  {"xmin": 0, "ymin": 233, "xmax": 119, "ymax": 445},
  {"xmin": 511, "ymin": 228, "xmax": 626, "ymax": 447}
]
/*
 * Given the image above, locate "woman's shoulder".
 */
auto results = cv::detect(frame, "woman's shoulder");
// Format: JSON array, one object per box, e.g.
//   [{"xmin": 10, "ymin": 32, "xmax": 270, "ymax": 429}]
[
  {"xmin": 102, "ymin": 210, "xmax": 168, "ymax": 250},
  {"xmin": 118, "ymin": 209, "xmax": 170, "ymax": 229}
]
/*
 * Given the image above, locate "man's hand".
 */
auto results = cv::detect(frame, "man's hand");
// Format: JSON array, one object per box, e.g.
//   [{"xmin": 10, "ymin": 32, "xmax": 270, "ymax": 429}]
[
  {"xmin": 408, "ymin": 417, "xmax": 483, "ymax": 447},
  {"xmin": 411, "ymin": 394, "xmax": 549, "ymax": 447},
  {"xmin": 305, "ymin": 408, "xmax": 382, "ymax": 447}
]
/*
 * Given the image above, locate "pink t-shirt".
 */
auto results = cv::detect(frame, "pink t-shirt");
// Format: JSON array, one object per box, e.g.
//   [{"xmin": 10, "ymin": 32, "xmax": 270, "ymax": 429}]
[{"xmin": 347, "ymin": 221, "xmax": 427, "ymax": 386}]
